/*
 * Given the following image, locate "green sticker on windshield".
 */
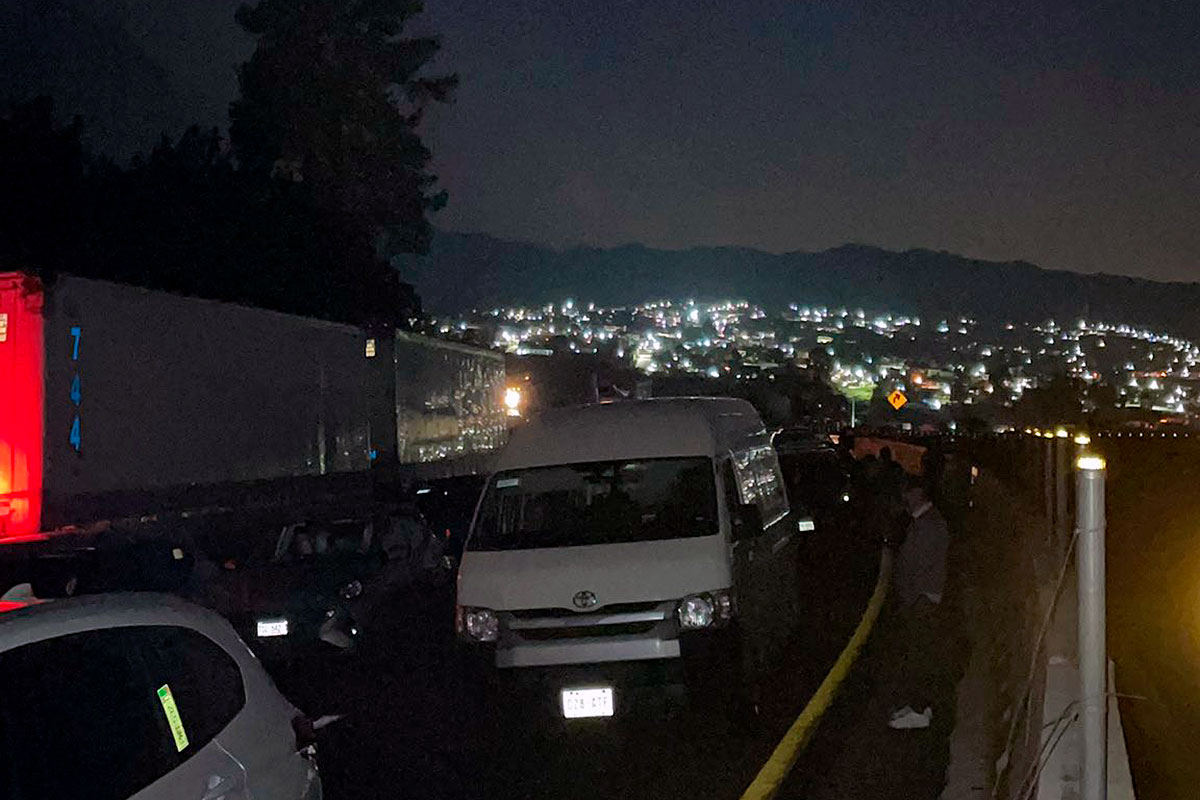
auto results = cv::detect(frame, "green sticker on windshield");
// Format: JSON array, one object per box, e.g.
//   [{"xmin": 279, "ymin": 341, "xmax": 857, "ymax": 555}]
[{"xmin": 157, "ymin": 684, "xmax": 190, "ymax": 752}]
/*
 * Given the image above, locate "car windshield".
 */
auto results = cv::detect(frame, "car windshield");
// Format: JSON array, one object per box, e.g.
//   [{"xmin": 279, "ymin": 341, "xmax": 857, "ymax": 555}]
[
  {"xmin": 277, "ymin": 522, "xmax": 372, "ymax": 564},
  {"xmin": 469, "ymin": 457, "xmax": 717, "ymax": 551}
]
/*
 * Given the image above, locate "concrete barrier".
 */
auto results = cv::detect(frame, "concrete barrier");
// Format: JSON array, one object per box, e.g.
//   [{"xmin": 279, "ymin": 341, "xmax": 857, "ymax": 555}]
[{"xmin": 941, "ymin": 443, "xmax": 1136, "ymax": 800}]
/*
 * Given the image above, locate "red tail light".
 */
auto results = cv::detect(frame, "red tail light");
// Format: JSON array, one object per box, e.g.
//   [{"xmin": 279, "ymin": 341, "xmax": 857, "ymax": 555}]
[{"xmin": 0, "ymin": 273, "xmax": 45, "ymax": 538}]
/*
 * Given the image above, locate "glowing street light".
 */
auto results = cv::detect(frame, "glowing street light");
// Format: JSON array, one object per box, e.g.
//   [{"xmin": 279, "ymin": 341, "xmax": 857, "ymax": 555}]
[{"xmin": 504, "ymin": 387, "xmax": 523, "ymax": 417}]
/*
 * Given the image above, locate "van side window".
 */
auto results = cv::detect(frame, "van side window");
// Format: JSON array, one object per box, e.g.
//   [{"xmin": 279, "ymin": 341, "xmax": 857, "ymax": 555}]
[
  {"xmin": 732, "ymin": 450, "xmax": 759, "ymax": 506},
  {"xmin": 733, "ymin": 446, "xmax": 788, "ymax": 526},
  {"xmin": 753, "ymin": 446, "xmax": 789, "ymax": 525}
]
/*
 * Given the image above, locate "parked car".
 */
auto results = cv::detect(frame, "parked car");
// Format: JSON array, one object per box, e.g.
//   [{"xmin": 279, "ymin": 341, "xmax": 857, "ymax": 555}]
[
  {"xmin": 776, "ymin": 444, "xmax": 851, "ymax": 518},
  {"xmin": 185, "ymin": 513, "xmax": 444, "ymax": 663},
  {"xmin": 770, "ymin": 426, "xmax": 832, "ymax": 457},
  {"xmin": 0, "ymin": 592, "xmax": 323, "ymax": 800}
]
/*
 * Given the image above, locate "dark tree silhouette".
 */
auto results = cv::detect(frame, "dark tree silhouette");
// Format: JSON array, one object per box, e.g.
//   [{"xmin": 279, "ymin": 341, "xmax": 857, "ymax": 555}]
[
  {"xmin": 1013, "ymin": 374, "xmax": 1084, "ymax": 426},
  {"xmin": 0, "ymin": 97, "xmax": 85, "ymax": 272},
  {"xmin": 1, "ymin": 96, "xmax": 423, "ymax": 326},
  {"xmin": 230, "ymin": 0, "xmax": 456, "ymax": 256}
]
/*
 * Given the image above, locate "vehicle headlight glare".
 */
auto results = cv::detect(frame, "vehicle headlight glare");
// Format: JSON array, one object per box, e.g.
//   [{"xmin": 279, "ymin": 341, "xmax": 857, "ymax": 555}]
[
  {"xmin": 677, "ymin": 590, "xmax": 734, "ymax": 630},
  {"xmin": 678, "ymin": 595, "xmax": 714, "ymax": 630},
  {"xmin": 459, "ymin": 607, "xmax": 500, "ymax": 642}
]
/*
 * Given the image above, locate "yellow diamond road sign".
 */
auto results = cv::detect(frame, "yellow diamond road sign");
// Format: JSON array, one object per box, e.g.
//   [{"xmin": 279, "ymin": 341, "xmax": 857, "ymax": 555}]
[{"xmin": 887, "ymin": 389, "xmax": 908, "ymax": 410}]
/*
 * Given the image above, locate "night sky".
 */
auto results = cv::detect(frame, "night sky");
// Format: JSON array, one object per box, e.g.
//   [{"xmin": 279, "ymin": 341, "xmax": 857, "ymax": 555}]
[{"xmin": 7, "ymin": 0, "xmax": 1200, "ymax": 281}]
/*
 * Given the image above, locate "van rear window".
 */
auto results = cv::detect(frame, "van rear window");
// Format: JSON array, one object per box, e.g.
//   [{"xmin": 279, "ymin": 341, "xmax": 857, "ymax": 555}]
[{"xmin": 469, "ymin": 457, "xmax": 717, "ymax": 551}]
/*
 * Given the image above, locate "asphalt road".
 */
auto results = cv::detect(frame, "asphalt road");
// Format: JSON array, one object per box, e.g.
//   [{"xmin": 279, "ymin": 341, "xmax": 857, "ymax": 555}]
[
  {"xmin": 264, "ymin": 514, "xmax": 881, "ymax": 800},
  {"xmin": 1098, "ymin": 438, "xmax": 1200, "ymax": 800}
]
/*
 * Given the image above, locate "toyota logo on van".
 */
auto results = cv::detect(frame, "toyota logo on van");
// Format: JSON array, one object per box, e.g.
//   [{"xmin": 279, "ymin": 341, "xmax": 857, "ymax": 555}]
[{"xmin": 572, "ymin": 590, "xmax": 598, "ymax": 609}]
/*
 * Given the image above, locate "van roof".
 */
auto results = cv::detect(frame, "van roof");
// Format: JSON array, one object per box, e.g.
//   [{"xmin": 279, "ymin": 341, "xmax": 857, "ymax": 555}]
[{"xmin": 497, "ymin": 397, "xmax": 768, "ymax": 470}]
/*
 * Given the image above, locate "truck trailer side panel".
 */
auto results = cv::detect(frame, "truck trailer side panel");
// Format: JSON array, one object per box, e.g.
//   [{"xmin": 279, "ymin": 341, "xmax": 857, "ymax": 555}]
[
  {"xmin": 3, "ymin": 273, "xmax": 374, "ymax": 533},
  {"xmin": 393, "ymin": 331, "xmax": 506, "ymax": 466}
]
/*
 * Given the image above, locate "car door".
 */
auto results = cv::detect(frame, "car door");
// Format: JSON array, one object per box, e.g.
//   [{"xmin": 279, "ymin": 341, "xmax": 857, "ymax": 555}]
[{"xmin": 0, "ymin": 625, "xmax": 248, "ymax": 800}]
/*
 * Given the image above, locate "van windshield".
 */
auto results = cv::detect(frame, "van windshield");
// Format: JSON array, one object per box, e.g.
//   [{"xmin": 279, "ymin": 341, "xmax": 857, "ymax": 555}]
[{"xmin": 469, "ymin": 457, "xmax": 717, "ymax": 551}]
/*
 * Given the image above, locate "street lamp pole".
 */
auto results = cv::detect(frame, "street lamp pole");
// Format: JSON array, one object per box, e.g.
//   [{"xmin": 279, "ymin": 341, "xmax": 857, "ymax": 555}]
[{"xmin": 1076, "ymin": 453, "xmax": 1108, "ymax": 800}]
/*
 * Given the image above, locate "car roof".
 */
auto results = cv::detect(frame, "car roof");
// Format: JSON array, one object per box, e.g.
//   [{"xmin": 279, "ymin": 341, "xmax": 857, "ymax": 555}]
[
  {"xmin": 0, "ymin": 592, "xmax": 246, "ymax": 655},
  {"xmin": 497, "ymin": 397, "xmax": 768, "ymax": 470}
]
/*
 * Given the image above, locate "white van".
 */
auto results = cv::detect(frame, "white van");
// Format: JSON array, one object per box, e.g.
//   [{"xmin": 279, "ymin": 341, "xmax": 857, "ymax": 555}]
[{"xmin": 455, "ymin": 398, "xmax": 811, "ymax": 719}]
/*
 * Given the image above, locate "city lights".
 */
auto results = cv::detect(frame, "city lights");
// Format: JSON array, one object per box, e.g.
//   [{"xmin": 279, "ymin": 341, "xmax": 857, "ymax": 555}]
[{"xmin": 429, "ymin": 298, "xmax": 1200, "ymax": 427}]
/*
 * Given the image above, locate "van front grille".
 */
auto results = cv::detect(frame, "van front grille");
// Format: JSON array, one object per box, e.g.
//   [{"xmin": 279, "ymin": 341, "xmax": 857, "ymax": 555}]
[
  {"xmin": 507, "ymin": 600, "xmax": 662, "ymax": 619},
  {"xmin": 515, "ymin": 621, "xmax": 658, "ymax": 641}
]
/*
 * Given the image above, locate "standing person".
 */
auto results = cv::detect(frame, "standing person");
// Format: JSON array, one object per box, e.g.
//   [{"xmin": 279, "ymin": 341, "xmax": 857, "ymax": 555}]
[
  {"xmin": 852, "ymin": 453, "xmax": 880, "ymax": 541},
  {"xmin": 886, "ymin": 487, "xmax": 953, "ymax": 729},
  {"xmin": 921, "ymin": 439, "xmax": 946, "ymax": 505},
  {"xmin": 877, "ymin": 447, "xmax": 907, "ymax": 504},
  {"xmin": 835, "ymin": 436, "xmax": 858, "ymax": 500},
  {"xmin": 857, "ymin": 452, "xmax": 881, "ymax": 496},
  {"xmin": 877, "ymin": 447, "xmax": 909, "ymax": 545}
]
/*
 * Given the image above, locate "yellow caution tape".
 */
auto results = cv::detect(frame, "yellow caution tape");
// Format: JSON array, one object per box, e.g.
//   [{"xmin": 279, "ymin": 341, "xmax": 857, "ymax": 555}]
[
  {"xmin": 156, "ymin": 683, "xmax": 190, "ymax": 752},
  {"xmin": 740, "ymin": 548, "xmax": 893, "ymax": 800}
]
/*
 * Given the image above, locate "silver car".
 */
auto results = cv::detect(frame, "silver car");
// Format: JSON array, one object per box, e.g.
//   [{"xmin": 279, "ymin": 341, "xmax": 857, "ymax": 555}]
[{"xmin": 0, "ymin": 591, "xmax": 322, "ymax": 800}]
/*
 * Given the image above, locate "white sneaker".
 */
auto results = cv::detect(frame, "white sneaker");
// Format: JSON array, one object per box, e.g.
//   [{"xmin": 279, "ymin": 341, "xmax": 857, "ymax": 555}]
[{"xmin": 888, "ymin": 706, "xmax": 932, "ymax": 729}]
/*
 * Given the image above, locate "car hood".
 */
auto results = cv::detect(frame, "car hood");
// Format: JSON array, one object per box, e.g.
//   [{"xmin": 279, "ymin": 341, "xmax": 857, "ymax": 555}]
[
  {"xmin": 457, "ymin": 534, "xmax": 730, "ymax": 611},
  {"xmin": 197, "ymin": 565, "xmax": 359, "ymax": 615}
]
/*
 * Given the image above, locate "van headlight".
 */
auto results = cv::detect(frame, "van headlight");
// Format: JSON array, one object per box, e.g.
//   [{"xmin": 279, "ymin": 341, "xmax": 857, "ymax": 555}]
[
  {"xmin": 676, "ymin": 589, "xmax": 735, "ymax": 630},
  {"xmin": 456, "ymin": 606, "xmax": 500, "ymax": 642}
]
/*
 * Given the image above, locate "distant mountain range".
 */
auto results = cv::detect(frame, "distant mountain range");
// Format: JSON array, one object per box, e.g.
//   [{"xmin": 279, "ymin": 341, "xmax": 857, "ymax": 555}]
[{"xmin": 400, "ymin": 232, "xmax": 1200, "ymax": 340}]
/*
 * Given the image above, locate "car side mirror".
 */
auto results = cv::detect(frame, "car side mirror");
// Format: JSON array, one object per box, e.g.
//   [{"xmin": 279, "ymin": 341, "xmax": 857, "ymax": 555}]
[{"xmin": 731, "ymin": 503, "xmax": 764, "ymax": 542}]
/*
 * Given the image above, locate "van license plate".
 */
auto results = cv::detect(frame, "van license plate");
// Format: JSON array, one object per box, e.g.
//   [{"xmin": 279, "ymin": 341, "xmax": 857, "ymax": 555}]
[{"xmin": 561, "ymin": 687, "xmax": 614, "ymax": 719}]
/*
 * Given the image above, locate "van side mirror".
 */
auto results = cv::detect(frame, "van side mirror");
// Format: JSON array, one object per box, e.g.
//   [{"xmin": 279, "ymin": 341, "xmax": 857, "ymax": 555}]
[{"xmin": 731, "ymin": 503, "xmax": 763, "ymax": 542}]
